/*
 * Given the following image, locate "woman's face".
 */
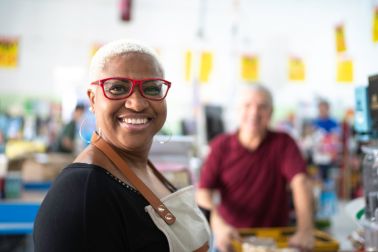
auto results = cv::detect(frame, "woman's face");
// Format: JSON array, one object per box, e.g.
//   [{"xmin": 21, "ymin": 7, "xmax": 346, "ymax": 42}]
[{"xmin": 88, "ymin": 52, "xmax": 167, "ymax": 151}]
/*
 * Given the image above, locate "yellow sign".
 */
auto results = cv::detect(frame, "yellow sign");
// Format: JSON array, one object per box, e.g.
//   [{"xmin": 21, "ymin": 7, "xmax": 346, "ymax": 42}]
[
  {"xmin": 185, "ymin": 50, "xmax": 192, "ymax": 81},
  {"xmin": 288, "ymin": 57, "xmax": 305, "ymax": 81},
  {"xmin": 337, "ymin": 59, "xmax": 353, "ymax": 83},
  {"xmin": 90, "ymin": 42, "xmax": 103, "ymax": 59},
  {"xmin": 373, "ymin": 7, "xmax": 378, "ymax": 43},
  {"xmin": 241, "ymin": 55, "xmax": 259, "ymax": 81},
  {"xmin": 335, "ymin": 25, "xmax": 347, "ymax": 53},
  {"xmin": 199, "ymin": 51, "xmax": 213, "ymax": 83},
  {"xmin": 0, "ymin": 37, "xmax": 19, "ymax": 68}
]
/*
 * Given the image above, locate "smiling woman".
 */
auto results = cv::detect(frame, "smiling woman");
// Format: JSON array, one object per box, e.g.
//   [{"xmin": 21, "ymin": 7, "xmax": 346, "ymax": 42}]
[
  {"xmin": 33, "ymin": 39, "xmax": 211, "ymax": 252},
  {"xmin": 88, "ymin": 50, "xmax": 168, "ymax": 151}
]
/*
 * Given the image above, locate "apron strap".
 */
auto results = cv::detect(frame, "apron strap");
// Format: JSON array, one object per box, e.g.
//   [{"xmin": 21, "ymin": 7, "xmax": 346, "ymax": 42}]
[{"xmin": 91, "ymin": 132, "xmax": 176, "ymax": 225}]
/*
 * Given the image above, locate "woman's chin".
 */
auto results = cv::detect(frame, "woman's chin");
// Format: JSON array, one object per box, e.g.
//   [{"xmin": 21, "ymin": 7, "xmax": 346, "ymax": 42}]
[{"xmin": 119, "ymin": 134, "xmax": 153, "ymax": 149}]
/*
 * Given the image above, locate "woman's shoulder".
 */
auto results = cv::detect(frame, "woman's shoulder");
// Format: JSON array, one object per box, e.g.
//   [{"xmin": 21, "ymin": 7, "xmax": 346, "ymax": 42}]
[
  {"xmin": 38, "ymin": 163, "xmax": 117, "ymax": 224},
  {"xmin": 41, "ymin": 163, "xmax": 110, "ymax": 204},
  {"xmin": 34, "ymin": 163, "xmax": 119, "ymax": 251},
  {"xmin": 52, "ymin": 163, "xmax": 109, "ymax": 190},
  {"xmin": 56, "ymin": 162, "xmax": 101, "ymax": 179}
]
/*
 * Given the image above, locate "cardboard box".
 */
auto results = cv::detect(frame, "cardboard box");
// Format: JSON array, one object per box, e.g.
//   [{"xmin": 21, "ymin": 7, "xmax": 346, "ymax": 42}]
[{"xmin": 21, "ymin": 153, "xmax": 74, "ymax": 182}]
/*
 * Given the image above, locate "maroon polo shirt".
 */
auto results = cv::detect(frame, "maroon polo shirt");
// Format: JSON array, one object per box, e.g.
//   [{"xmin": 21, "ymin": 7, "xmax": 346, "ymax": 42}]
[{"xmin": 198, "ymin": 130, "xmax": 307, "ymax": 228}]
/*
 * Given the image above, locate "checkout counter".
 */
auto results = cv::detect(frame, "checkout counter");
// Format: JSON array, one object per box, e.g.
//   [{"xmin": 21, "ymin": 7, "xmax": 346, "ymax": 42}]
[
  {"xmin": 0, "ymin": 187, "xmax": 45, "ymax": 235},
  {"xmin": 0, "ymin": 183, "xmax": 47, "ymax": 252},
  {"xmin": 0, "ymin": 153, "xmax": 73, "ymax": 236},
  {"xmin": 0, "ymin": 152, "xmax": 70, "ymax": 251}
]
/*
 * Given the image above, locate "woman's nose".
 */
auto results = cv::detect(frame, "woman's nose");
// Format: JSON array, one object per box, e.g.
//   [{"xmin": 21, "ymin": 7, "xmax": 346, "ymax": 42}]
[{"xmin": 125, "ymin": 89, "xmax": 148, "ymax": 111}]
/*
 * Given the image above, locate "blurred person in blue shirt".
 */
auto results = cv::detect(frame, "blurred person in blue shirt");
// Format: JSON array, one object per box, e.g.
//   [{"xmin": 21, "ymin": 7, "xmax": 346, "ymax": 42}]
[
  {"xmin": 312, "ymin": 99, "xmax": 340, "ymax": 181},
  {"xmin": 313, "ymin": 99, "xmax": 339, "ymax": 134}
]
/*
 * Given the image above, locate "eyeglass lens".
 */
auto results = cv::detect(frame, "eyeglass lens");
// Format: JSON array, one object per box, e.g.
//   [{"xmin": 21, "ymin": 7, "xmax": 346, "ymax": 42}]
[{"xmin": 103, "ymin": 79, "xmax": 168, "ymax": 99}]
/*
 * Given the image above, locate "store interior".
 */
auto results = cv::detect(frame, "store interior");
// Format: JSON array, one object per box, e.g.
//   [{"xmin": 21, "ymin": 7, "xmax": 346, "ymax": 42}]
[{"xmin": 1, "ymin": 0, "xmax": 378, "ymax": 251}]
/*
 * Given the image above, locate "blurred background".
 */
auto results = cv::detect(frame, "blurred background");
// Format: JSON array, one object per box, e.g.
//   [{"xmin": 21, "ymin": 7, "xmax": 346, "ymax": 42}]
[{"xmin": 0, "ymin": 0, "xmax": 378, "ymax": 251}]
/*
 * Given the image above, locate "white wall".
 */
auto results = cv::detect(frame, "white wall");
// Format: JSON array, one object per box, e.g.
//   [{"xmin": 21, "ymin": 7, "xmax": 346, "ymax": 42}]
[{"xmin": 1, "ymin": 0, "xmax": 378, "ymax": 128}]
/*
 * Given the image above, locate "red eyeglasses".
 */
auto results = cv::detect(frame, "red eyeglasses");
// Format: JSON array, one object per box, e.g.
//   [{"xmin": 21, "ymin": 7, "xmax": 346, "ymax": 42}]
[{"xmin": 91, "ymin": 77, "xmax": 171, "ymax": 101}]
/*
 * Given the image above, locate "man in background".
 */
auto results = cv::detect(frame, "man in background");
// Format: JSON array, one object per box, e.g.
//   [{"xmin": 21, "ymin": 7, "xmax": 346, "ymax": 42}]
[
  {"xmin": 54, "ymin": 103, "xmax": 85, "ymax": 153},
  {"xmin": 196, "ymin": 85, "xmax": 314, "ymax": 252}
]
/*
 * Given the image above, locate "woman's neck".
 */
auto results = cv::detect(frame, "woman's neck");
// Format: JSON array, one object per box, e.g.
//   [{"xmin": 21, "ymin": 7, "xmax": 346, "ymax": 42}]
[
  {"xmin": 102, "ymin": 137, "xmax": 151, "ymax": 171},
  {"xmin": 117, "ymin": 148, "xmax": 150, "ymax": 171}
]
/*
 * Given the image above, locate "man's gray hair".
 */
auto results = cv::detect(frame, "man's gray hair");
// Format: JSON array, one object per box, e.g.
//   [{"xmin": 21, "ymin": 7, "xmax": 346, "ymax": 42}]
[
  {"xmin": 89, "ymin": 39, "xmax": 163, "ymax": 81},
  {"xmin": 239, "ymin": 83, "xmax": 274, "ymax": 108}
]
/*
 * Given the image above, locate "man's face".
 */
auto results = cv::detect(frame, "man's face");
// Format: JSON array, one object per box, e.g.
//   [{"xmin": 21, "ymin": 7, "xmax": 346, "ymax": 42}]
[
  {"xmin": 318, "ymin": 102, "xmax": 330, "ymax": 118},
  {"xmin": 239, "ymin": 89, "xmax": 272, "ymax": 136}
]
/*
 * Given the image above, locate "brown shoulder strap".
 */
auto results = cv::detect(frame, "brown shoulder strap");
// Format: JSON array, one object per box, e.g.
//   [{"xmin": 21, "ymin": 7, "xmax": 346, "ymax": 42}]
[{"xmin": 91, "ymin": 132, "xmax": 176, "ymax": 225}]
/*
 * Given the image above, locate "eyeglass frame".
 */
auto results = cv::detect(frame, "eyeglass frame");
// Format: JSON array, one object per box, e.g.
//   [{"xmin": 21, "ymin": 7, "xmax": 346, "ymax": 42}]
[{"xmin": 90, "ymin": 77, "xmax": 171, "ymax": 101}]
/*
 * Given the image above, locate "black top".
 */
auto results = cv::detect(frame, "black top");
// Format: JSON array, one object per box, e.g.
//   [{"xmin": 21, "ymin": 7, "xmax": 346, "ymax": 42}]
[{"xmin": 33, "ymin": 163, "xmax": 169, "ymax": 252}]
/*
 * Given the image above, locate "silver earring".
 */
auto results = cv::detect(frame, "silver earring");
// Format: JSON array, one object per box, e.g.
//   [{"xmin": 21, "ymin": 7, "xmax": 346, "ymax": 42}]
[{"xmin": 89, "ymin": 107, "xmax": 94, "ymax": 113}]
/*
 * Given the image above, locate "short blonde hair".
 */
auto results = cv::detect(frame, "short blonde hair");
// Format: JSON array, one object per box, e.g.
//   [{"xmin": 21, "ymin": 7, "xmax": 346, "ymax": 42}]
[{"xmin": 89, "ymin": 39, "xmax": 163, "ymax": 81}]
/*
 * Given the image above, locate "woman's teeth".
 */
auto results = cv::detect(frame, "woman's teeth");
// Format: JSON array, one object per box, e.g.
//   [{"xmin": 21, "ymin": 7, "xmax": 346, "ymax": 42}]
[{"xmin": 122, "ymin": 118, "xmax": 148, "ymax": 125}]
